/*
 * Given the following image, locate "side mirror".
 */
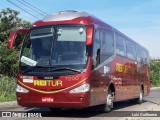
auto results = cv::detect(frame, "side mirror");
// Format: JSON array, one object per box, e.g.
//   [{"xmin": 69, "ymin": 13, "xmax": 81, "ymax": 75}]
[
  {"xmin": 7, "ymin": 29, "xmax": 28, "ymax": 49},
  {"xmin": 86, "ymin": 25, "xmax": 94, "ymax": 45}
]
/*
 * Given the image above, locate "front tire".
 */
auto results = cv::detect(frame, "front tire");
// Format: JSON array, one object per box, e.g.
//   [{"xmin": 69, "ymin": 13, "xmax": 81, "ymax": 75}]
[{"xmin": 102, "ymin": 90, "xmax": 114, "ymax": 112}]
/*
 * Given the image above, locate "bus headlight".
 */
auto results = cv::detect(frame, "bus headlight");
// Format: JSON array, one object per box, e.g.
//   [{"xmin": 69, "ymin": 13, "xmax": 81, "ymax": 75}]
[
  {"xmin": 16, "ymin": 84, "xmax": 29, "ymax": 93},
  {"xmin": 69, "ymin": 84, "xmax": 90, "ymax": 93}
]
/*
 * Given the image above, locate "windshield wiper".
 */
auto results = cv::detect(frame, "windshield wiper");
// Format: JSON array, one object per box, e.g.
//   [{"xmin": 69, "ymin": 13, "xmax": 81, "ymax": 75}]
[
  {"xmin": 47, "ymin": 67, "xmax": 83, "ymax": 73},
  {"xmin": 21, "ymin": 66, "xmax": 49, "ymax": 74}
]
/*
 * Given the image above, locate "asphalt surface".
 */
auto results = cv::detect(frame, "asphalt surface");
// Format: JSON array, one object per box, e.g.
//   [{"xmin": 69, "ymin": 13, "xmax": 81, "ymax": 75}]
[{"xmin": 0, "ymin": 88, "xmax": 160, "ymax": 120}]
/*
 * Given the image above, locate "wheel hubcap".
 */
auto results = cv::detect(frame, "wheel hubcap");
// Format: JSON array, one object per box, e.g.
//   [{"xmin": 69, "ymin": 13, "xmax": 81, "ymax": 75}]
[{"xmin": 107, "ymin": 94, "xmax": 113, "ymax": 106}]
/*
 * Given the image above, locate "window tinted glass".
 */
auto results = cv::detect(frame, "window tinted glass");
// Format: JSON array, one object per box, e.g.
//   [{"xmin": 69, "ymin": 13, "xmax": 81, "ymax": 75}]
[
  {"xmin": 126, "ymin": 40, "xmax": 136, "ymax": 60},
  {"xmin": 115, "ymin": 33, "xmax": 126, "ymax": 56},
  {"xmin": 92, "ymin": 30, "xmax": 100, "ymax": 69},
  {"xmin": 136, "ymin": 45, "xmax": 143, "ymax": 62},
  {"xmin": 14, "ymin": 33, "xmax": 26, "ymax": 49},
  {"xmin": 143, "ymin": 50, "xmax": 150, "ymax": 65},
  {"xmin": 57, "ymin": 26, "xmax": 86, "ymax": 42},
  {"xmin": 100, "ymin": 29, "xmax": 114, "ymax": 63},
  {"xmin": 20, "ymin": 25, "xmax": 87, "ymax": 69}
]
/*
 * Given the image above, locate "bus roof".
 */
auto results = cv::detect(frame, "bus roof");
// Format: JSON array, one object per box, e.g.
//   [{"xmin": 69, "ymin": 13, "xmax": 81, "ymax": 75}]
[
  {"xmin": 42, "ymin": 10, "xmax": 90, "ymax": 22},
  {"xmin": 33, "ymin": 10, "xmax": 111, "ymax": 28}
]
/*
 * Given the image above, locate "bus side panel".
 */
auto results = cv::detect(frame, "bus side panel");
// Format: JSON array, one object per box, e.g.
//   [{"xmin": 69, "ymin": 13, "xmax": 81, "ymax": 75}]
[
  {"xmin": 143, "ymin": 64, "xmax": 150, "ymax": 96},
  {"xmin": 89, "ymin": 67, "xmax": 109, "ymax": 106},
  {"xmin": 110, "ymin": 55, "xmax": 135, "ymax": 101}
]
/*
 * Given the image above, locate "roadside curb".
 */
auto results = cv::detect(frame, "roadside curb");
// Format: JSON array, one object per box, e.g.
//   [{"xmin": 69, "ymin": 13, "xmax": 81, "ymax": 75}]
[
  {"xmin": 0, "ymin": 101, "xmax": 20, "ymax": 110},
  {"xmin": 150, "ymin": 87, "xmax": 160, "ymax": 90}
]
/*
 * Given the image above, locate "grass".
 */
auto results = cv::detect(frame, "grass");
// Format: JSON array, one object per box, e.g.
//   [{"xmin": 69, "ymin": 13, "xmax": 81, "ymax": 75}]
[
  {"xmin": 0, "ymin": 75, "xmax": 16, "ymax": 102},
  {"xmin": 151, "ymin": 79, "xmax": 160, "ymax": 87}
]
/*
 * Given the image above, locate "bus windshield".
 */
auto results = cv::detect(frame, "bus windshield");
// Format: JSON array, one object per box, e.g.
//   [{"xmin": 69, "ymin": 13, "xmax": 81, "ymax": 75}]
[{"xmin": 20, "ymin": 24, "xmax": 88, "ymax": 74}]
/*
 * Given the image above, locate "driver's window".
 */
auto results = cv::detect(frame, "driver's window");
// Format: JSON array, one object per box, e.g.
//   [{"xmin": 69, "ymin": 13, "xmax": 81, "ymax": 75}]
[
  {"xmin": 92, "ymin": 30, "xmax": 100, "ymax": 69},
  {"xmin": 14, "ymin": 33, "xmax": 26, "ymax": 49},
  {"xmin": 21, "ymin": 34, "xmax": 31, "ymax": 58}
]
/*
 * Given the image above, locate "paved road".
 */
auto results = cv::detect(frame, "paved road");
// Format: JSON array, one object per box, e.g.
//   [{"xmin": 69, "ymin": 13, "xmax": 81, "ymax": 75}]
[{"xmin": 1, "ymin": 88, "xmax": 160, "ymax": 120}]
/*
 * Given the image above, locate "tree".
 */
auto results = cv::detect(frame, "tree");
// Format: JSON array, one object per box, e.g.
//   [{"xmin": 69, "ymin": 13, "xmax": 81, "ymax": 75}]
[
  {"xmin": 0, "ymin": 41, "xmax": 18, "ymax": 77},
  {"xmin": 0, "ymin": 8, "xmax": 32, "ymax": 76},
  {"xmin": 150, "ymin": 58, "xmax": 160, "ymax": 86},
  {"xmin": 0, "ymin": 8, "xmax": 32, "ymax": 42}
]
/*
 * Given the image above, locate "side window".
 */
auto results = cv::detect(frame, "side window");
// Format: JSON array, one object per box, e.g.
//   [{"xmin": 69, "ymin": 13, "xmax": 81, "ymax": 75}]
[
  {"xmin": 115, "ymin": 33, "xmax": 126, "ymax": 56},
  {"xmin": 136, "ymin": 45, "xmax": 143, "ymax": 62},
  {"xmin": 126, "ymin": 40, "xmax": 136, "ymax": 60},
  {"xmin": 21, "ymin": 34, "xmax": 31, "ymax": 58},
  {"xmin": 100, "ymin": 29, "xmax": 114, "ymax": 63},
  {"xmin": 92, "ymin": 30, "xmax": 100, "ymax": 69},
  {"xmin": 143, "ymin": 50, "xmax": 150, "ymax": 65},
  {"xmin": 14, "ymin": 33, "xmax": 26, "ymax": 49}
]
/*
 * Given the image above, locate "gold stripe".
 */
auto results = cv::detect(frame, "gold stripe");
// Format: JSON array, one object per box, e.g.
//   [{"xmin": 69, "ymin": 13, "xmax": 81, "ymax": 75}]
[{"xmin": 18, "ymin": 78, "xmax": 87, "ymax": 94}]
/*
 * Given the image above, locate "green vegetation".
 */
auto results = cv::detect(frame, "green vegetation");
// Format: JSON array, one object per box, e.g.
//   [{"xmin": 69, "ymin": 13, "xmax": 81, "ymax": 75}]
[
  {"xmin": 0, "ymin": 40, "xmax": 18, "ymax": 102},
  {"xmin": 0, "ymin": 8, "xmax": 31, "ymax": 102},
  {"xmin": 0, "ymin": 41, "xmax": 19, "ymax": 77},
  {"xmin": 0, "ymin": 8, "xmax": 31, "ymax": 42},
  {"xmin": 0, "ymin": 75, "xmax": 16, "ymax": 102},
  {"xmin": 150, "ymin": 58, "xmax": 160, "ymax": 87}
]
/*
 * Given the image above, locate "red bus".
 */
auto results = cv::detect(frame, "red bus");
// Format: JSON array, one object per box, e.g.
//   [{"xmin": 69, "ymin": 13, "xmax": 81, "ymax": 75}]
[{"xmin": 8, "ymin": 10, "xmax": 150, "ymax": 112}]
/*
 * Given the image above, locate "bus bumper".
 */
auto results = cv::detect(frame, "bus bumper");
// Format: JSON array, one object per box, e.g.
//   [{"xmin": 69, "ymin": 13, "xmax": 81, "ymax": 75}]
[{"xmin": 16, "ymin": 92, "xmax": 90, "ymax": 108}]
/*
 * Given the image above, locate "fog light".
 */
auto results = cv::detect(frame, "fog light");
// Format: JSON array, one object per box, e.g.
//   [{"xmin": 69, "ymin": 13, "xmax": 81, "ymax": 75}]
[
  {"xmin": 17, "ymin": 97, "xmax": 21, "ymax": 100},
  {"xmin": 80, "ymin": 97, "xmax": 83, "ymax": 101}
]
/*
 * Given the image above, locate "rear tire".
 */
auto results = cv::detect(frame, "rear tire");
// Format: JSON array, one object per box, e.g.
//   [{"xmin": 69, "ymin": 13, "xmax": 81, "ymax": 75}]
[{"xmin": 135, "ymin": 88, "xmax": 144, "ymax": 104}]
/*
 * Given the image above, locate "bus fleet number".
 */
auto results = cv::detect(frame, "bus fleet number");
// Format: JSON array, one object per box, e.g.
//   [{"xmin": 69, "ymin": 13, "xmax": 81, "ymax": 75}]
[{"xmin": 66, "ymin": 76, "xmax": 79, "ymax": 81}]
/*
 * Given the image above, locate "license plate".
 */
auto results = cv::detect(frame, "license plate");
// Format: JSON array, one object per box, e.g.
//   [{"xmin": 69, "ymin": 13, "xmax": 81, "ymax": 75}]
[{"xmin": 42, "ymin": 97, "xmax": 54, "ymax": 102}]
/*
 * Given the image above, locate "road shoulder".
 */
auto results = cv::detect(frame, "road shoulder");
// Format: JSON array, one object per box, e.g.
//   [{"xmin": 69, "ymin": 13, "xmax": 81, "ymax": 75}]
[{"xmin": 0, "ymin": 101, "xmax": 20, "ymax": 110}]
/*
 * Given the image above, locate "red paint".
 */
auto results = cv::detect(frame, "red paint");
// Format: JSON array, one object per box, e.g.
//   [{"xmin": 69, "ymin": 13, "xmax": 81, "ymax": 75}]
[
  {"xmin": 9, "ymin": 11, "xmax": 150, "ymax": 109},
  {"xmin": 86, "ymin": 25, "xmax": 94, "ymax": 45}
]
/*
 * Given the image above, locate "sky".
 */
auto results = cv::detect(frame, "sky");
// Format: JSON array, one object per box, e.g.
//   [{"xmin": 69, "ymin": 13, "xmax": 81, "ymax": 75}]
[{"xmin": 0, "ymin": 0, "xmax": 160, "ymax": 58}]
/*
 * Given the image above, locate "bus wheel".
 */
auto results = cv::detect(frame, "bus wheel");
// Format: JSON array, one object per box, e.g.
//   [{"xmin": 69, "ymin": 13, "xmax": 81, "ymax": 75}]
[
  {"xmin": 103, "ymin": 90, "xmax": 114, "ymax": 112},
  {"xmin": 49, "ymin": 107, "xmax": 61, "ymax": 112},
  {"xmin": 135, "ymin": 88, "xmax": 144, "ymax": 104}
]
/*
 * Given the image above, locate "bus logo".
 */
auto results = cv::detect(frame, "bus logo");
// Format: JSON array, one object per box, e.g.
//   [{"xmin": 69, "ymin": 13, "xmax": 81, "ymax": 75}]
[
  {"xmin": 34, "ymin": 80, "xmax": 62, "ymax": 87},
  {"xmin": 116, "ymin": 63, "xmax": 136, "ymax": 75}
]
